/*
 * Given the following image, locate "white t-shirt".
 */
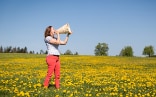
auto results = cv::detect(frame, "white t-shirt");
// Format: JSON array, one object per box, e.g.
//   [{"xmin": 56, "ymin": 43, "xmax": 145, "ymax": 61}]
[{"xmin": 44, "ymin": 36, "xmax": 60, "ymax": 55}]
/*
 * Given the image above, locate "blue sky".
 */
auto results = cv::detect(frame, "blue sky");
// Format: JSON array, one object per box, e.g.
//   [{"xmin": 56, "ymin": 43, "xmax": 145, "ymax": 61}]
[{"xmin": 0, "ymin": 0, "xmax": 156, "ymax": 56}]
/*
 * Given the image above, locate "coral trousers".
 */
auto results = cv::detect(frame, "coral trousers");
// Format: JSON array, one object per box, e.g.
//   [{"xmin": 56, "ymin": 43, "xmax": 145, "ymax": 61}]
[{"xmin": 43, "ymin": 55, "xmax": 60, "ymax": 89}]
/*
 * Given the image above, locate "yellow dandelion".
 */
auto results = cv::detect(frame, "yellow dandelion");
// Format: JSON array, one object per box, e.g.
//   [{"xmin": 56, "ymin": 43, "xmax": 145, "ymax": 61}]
[
  {"xmin": 85, "ymin": 93, "xmax": 89, "ymax": 96},
  {"xmin": 19, "ymin": 91, "xmax": 25, "ymax": 96},
  {"xmin": 55, "ymin": 94, "xmax": 59, "ymax": 97},
  {"xmin": 63, "ymin": 90, "xmax": 67, "ymax": 93},
  {"xmin": 14, "ymin": 88, "xmax": 18, "ymax": 94},
  {"xmin": 36, "ymin": 83, "xmax": 42, "ymax": 87},
  {"xmin": 15, "ymin": 78, "xmax": 19, "ymax": 81},
  {"xmin": 25, "ymin": 92, "xmax": 30, "ymax": 97}
]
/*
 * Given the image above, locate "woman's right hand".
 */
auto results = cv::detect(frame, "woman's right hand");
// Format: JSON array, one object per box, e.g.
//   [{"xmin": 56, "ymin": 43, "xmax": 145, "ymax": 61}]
[{"xmin": 67, "ymin": 33, "xmax": 71, "ymax": 37}]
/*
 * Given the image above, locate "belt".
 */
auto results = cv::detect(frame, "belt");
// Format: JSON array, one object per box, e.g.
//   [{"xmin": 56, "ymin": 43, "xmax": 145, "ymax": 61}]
[{"xmin": 48, "ymin": 54, "xmax": 59, "ymax": 57}]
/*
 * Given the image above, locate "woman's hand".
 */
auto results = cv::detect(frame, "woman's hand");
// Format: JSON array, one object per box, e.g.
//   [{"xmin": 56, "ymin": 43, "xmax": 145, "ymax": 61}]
[{"xmin": 67, "ymin": 33, "xmax": 71, "ymax": 37}]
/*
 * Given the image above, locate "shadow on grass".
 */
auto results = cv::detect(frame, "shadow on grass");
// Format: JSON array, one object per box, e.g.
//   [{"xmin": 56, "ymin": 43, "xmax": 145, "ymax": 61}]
[{"xmin": 48, "ymin": 84, "xmax": 56, "ymax": 89}]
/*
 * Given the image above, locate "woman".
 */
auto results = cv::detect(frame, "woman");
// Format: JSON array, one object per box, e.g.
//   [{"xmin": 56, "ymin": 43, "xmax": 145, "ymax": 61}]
[{"xmin": 43, "ymin": 26, "xmax": 70, "ymax": 89}]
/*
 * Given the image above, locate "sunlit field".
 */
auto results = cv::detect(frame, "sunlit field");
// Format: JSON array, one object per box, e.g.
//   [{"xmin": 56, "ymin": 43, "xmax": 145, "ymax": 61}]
[{"xmin": 0, "ymin": 53, "xmax": 156, "ymax": 97}]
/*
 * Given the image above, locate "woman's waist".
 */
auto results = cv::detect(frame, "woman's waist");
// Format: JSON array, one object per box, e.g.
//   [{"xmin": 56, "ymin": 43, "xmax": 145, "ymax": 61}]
[
  {"xmin": 47, "ymin": 54, "xmax": 59, "ymax": 57},
  {"xmin": 47, "ymin": 52, "xmax": 60, "ymax": 56},
  {"xmin": 47, "ymin": 50, "xmax": 60, "ymax": 55}
]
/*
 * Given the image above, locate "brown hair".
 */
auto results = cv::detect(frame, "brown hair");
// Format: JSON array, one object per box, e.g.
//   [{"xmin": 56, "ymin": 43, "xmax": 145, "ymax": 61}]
[{"xmin": 44, "ymin": 26, "xmax": 52, "ymax": 38}]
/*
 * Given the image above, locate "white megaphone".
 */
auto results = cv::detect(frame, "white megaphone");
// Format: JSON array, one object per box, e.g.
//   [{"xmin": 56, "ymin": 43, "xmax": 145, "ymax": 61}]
[{"xmin": 57, "ymin": 23, "xmax": 72, "ymax": 34}]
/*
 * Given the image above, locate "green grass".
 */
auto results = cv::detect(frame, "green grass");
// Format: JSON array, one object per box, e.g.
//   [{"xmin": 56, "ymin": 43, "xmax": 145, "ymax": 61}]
[{"xmin": 0, "ymin": 53, "xmax": 156, "ymax": 97}]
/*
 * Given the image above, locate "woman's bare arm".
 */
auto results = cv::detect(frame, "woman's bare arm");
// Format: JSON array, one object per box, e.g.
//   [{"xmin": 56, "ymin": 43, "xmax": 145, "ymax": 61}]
[
  {"xmin": 49, "ymin": 31, "xmax": 60, "ymax": 45},
  {"xmin": 60, "ymin": 34, "xmax": 70, "ymax": 45}
]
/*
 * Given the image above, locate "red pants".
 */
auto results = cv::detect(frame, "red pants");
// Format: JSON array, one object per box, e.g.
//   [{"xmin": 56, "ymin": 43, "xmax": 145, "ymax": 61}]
[{"xmin": 43, "ymin": 55, "xmax": 60, "ymax": 89}]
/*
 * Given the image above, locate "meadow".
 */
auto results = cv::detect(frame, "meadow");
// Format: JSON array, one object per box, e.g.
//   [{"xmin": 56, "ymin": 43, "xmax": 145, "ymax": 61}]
[{"xmin": 0, "ymin": 53, "xmax": 156, "ymax": 97}]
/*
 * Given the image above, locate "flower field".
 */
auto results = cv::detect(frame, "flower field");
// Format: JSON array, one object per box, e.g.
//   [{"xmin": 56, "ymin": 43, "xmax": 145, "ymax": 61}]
[{"xmin": 0, "ymin": 53, "xmax": 156, "ymax": 97}]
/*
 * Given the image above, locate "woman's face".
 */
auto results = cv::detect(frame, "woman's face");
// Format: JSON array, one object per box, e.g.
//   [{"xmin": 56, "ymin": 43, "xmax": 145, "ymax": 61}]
[{"xmin": 50, "ymin": 27, "xmax": 55, "ymax": 36}]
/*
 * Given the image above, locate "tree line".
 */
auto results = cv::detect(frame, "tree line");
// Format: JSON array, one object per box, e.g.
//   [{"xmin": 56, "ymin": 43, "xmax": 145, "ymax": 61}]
[
  {"xmin": 1, "ymin": 44, "xmax": 155, "ymax": 57},
  {"xmin": 0, "ymin": 46, "xmax": 78, "ymax": 55},
  {"xmin": 0, "ymin": 46, "xmax": 36, "ymax": 54},
  {"xmin": 94, "ymin": 42, "xmax": 155, "ymax": 57}
]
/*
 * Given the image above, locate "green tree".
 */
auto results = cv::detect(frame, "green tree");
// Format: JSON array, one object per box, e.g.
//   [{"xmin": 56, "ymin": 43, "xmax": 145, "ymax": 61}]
[
  {"xmin": 0, "ymin": 46, "xmax": 3, "ymax": 53},
  {"xmin": 24, "ymin": 46, "xmax": 28, "ymax": 53},
  {"xmin": 64, "ymin": 50, "xmax": 73, "ymax": 55},
  {"xmin": 94, "ymin": 43, "xmax": 109, "ymax": 56},
  {"xmin": 119, "ymin": 46, "xmax": 133, "ymax": 57},
  {"xmin": 40, "ymin": 50, "xmax": 44, "ymax": 54},
  {"xmin": 142, "ymin": 45, "xmax": 154, "ymax": 57},
  {"xmin": 74, "ymin": 51, "xmax": 79, "ymax": 55}
]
